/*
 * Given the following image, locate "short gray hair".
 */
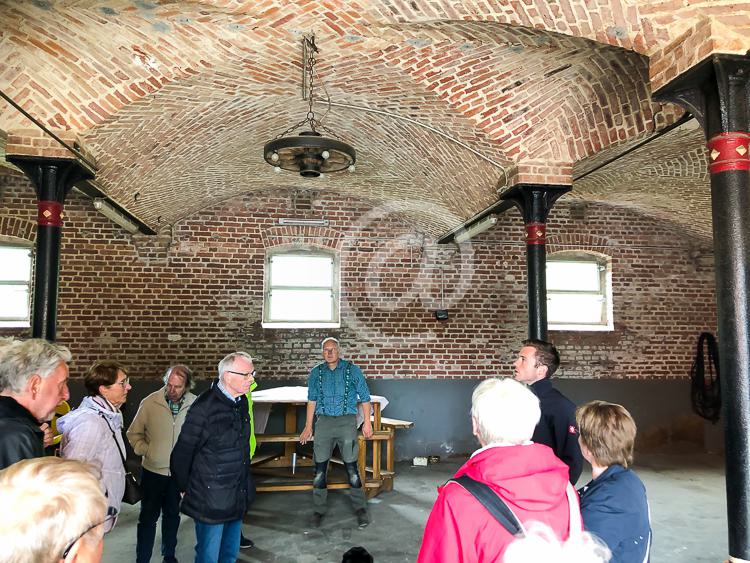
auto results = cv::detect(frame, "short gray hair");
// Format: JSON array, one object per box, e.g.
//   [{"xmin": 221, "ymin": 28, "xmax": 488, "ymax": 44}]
[
  {"xmin": 163, "ymin": 364, "xmax": 195, "ymax": 390},
  {"xmin": 0, "ymin": 457, "xmax": 108, "ymax": 563},
  {"xmin": 0, "ymin": 339, "xmax": 72, "ymax": 394},
  {"xmin": 471, "ymin": 378, "xmax": 541, "ymax": 446},
  {"xmin": 217, "ymin": 352, "xmax": 253, "ymax": 376},
  {"xmin": 321, "ymin": 337, "xmax": 339, "ymax": 350}
]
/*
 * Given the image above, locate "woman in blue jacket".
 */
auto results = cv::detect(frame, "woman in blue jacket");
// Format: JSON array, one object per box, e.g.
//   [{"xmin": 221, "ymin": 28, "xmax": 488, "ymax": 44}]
[{"xmin": 577, "ymin": 401, "xmax": 651, "ymax": 563}]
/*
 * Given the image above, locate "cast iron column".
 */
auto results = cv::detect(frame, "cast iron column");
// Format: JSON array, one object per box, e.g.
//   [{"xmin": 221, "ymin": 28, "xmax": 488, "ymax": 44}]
[
  {"xmin": 655, "ymin": 54, "xmax": 750, "ymax": 561},
  {"xmin": 500, "ymin": 183, "xmax": 570, "ymax": 341},
  {"xmin": 6, "ymin": 156, "xmax": 93, "ymax": 341}
]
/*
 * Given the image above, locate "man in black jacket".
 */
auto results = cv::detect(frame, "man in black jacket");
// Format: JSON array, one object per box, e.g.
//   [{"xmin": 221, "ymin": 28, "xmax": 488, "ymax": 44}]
[
  {"xmin": 171, "ymin": 351, "xmax": 255, "ymax": 563},
  {"xmin": 0, "ymin": 339, "xmax": 71, "ymax": 469},
  {"xmin": 513, "ymin": 339, "xmax": 583, "ymax": 484}
]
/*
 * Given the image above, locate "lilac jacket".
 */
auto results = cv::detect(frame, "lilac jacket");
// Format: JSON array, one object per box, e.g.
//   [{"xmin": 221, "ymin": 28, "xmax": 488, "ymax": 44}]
[{"xmin": 58, "ymin": 396, "xmax": 126, "ymax": 520}]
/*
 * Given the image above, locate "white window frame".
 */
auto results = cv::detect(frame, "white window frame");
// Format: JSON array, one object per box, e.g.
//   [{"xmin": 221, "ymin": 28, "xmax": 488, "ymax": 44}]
[
  {"xmin": 0, "ymin": 240, "xmax": 33, "ymax": 328},
  {"xmin": 261, "ymin": 248, "xmax": 340, "ymax": 329},
  {"xmin": 547, "ymin": 250, "xmax": 613, "ymax": 332}
]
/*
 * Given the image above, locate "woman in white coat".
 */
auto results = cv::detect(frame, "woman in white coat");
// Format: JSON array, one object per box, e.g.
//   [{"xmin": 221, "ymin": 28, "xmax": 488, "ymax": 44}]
[{"xmin": 59, "ymin": 360, "xmax": 132, "ymax": 531}]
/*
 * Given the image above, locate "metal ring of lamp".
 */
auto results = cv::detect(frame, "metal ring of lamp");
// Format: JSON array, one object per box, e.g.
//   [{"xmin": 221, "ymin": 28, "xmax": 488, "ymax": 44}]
[{"xmin": 264, "ymin": 131, "xmax": 356, "ymax": 178}]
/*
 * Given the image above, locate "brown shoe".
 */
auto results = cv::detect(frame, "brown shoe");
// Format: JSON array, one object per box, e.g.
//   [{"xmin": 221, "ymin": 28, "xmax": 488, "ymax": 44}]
[
  {"xmin": 312, "ymin": 512, "xmax": 324, "ymax": 528},
  {"xmin": 356, "ymin": 509, "xmax": 369, "ymax": 529}
]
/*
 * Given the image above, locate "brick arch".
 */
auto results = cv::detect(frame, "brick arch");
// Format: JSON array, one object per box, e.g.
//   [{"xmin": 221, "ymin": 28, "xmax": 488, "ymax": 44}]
[
  {"xmin": 547, "ymin": 233, "xmax": 610, "ymax": 254},
  {"xmin": 262, "ymin": 226, "xmax": 343, "ymax": 251},
  {"xmin": 0, "ymin": 215, "xmax": 36, "ymax": 243}
]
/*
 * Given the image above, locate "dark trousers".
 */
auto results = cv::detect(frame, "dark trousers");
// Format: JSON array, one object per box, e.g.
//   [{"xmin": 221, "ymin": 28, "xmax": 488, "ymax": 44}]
[{"xmin": 136, "ymin": 467, "xmax": 181, "ymax": 563}]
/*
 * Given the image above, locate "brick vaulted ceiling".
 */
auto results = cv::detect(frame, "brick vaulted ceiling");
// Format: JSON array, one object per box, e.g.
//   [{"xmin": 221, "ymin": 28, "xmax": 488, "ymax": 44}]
[{"xmin": 1, "ymin": 1, "xmax": 749, "ymax": 239}]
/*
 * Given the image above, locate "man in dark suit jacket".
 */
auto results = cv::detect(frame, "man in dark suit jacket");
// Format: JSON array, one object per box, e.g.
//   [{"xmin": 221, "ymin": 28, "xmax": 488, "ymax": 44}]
[
  {"xmin": 171, "ymin": 351, "xmax": 255, "ymax": 563},
  {"xmin": 514, "ymin": 338, "xmax": 583, "ymax": 484}
]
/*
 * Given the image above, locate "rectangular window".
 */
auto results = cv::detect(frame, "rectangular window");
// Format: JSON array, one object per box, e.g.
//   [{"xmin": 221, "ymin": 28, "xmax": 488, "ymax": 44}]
[
  {"xmin": 263, "ymin": 251, "xmax": 339, "ymax": 328},
  {"xmin": 547, "ymin": 254, "xmax": 613, "ymax": 331},
  {"xmin": 0, "ymin": 244, "xmax": 32, "ymax": 328}
]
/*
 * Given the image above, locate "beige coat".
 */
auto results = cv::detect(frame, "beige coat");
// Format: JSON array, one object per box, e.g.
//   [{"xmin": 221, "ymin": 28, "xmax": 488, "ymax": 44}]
[{"xmin": 126, "ymin": 387, "xmax": 196, "ymax": 476}]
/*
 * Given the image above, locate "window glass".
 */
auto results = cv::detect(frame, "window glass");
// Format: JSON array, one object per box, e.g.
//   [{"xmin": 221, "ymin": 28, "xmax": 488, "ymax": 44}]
[
  {"xmin": 0, "ymin": 286, "xmax": 31, "ymax": 320},
  {"xmin": 0, "ymin": 246, "xmax": 32, "ymax": 282},
  {"xmin": 547, "ymin": 293, "xmax": 604, "ymax": 325},
  {"xmin": 547, "ymin": 252, "xmax": 612, "ymax": 331},
  {"xmin": 268, "ymin": 289, "xmax": 333, "ymax": 321},
  {"xmin": 270, "ymin": 255, "xmax": 333, "ymax": 287},
  {"xmin": 0, "ymin": 244, "xmax": 32, "ymax": 326},
  {"xmin": 264, "ymin": 250, "xmax": 339, "ymax": 327},
  {"xmin": 547, "ymin": 261, "xmax": 600, "ymax": 292}
]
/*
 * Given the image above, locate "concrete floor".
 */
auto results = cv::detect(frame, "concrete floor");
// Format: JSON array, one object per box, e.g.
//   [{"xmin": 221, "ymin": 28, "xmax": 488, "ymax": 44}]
[{"xmin": 103, "ymin": 452, "xmax": 727, "ymax": 563}]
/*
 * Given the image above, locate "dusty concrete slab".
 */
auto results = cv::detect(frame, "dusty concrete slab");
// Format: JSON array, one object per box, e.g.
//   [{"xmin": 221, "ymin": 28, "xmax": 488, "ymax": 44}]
[{"xmin": 102, "ymin": 452, "xmax": 726, "ymax": 562}]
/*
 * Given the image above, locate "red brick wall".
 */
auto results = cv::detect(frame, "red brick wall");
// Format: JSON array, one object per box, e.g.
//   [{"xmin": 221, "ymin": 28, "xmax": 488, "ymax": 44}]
[{"xmin": 0, "ymin": 169, "xmax": 716, "ymax": 381}]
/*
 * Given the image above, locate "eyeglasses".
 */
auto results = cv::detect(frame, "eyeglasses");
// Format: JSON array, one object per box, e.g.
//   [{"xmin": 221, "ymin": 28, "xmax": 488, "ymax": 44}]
[
  {"xmin": 226, "ymin": 370, "xmax": 256, "ymax": 379},
  {"xmin": 112, "ymin": 377, "xmax": 129, "ymax": 387},
  {"xmin": 61, "ymin": 506, "xmax": 118, "ymax": 559}
]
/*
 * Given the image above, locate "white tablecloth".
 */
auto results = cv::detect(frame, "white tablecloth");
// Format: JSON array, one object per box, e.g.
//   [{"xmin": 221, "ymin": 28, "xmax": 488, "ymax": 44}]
[{"xmin": 252, "ymin": 386, "xmax": 388, "ymax": 434}]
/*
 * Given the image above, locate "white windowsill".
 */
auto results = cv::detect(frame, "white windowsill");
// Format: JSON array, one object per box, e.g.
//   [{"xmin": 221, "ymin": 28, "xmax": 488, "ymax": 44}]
[
  {"xmin": 262, "ymin": 322, "xmax": 341, "ymax": 329},
  {"xmin": 0, "ymin": 321, "xmax": 31, "ymax": 328},
  {"xmin": 549, "ymin": 324, "xmax": 614, "ymax": 332}
]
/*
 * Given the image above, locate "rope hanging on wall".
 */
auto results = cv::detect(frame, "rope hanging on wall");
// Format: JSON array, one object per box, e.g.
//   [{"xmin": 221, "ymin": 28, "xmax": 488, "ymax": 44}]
[{"xmin": 690, "ymin": 332, "xmax": 721, "ymax": 423}]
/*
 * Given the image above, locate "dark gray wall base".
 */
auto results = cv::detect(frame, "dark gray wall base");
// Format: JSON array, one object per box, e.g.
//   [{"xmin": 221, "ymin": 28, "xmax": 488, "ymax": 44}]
[{"xmin": 64, "ymin": 377, "xmax": 722, "ymax": 463}]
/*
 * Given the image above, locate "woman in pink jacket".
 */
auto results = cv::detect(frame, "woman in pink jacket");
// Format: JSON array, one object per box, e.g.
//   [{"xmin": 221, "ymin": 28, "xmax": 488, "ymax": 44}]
[{"xmin": 418, "ymin": 378, "xmax": 582, "ymax": 562}]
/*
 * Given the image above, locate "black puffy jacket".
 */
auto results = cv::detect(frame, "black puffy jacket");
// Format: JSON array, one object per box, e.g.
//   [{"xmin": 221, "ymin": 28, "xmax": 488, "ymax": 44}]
[
  {"xmin": 0, "ymin": 396, "xmax": 44, "ymax": 470},
  {"xmin": 170, "ymin": 381, "xmax": 253, "ymax": 523}
]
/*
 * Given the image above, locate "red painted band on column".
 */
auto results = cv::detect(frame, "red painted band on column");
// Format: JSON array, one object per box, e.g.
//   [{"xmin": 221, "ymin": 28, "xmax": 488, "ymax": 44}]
[
  {"xmin": 38, "ymin": 201, "xmax": 63, "ymax": 227},
  {"xmin": 707, "ymin": 132, "xmax": 750, "ymax": 174},
  {"xmin": 526, "ymin": 222, "xmax": 546, "ymax": 245}
]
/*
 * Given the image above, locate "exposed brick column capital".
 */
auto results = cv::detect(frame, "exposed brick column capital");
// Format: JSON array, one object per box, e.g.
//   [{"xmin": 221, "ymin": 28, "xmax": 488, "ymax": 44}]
[
  {"xmin": 514, "ymin": 161, "xmax": 573, "ymax": 187},
  {"xmin": 6, "ymin": 128, "xmax": 96, "ymax": 165},
  {"xmin": 650, "ymin": 18, "xmax": 749, "ymax": 93}
]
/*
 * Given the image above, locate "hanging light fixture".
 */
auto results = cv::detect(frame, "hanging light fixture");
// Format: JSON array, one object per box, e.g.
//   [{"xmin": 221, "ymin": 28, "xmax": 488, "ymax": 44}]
[{"xmin": 263, "ymin": 34, "xmax": 356, "ymax": 178}]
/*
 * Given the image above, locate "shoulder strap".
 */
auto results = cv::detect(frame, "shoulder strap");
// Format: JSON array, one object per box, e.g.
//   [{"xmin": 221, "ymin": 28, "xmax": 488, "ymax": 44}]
[
  {"xmin": 451, "ymin": 475, "xmax": 524, "ymax": 536},
  {"xmin": 98, "ymin": 412, "xmax": 127, "ymax": 467}
]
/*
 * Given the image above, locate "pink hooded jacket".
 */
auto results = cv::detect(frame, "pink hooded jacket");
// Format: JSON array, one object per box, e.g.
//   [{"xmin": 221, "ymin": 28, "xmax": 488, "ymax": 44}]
[{"xmin": 417, "ymin": 443, "xmax": 579, "ymax": 562}]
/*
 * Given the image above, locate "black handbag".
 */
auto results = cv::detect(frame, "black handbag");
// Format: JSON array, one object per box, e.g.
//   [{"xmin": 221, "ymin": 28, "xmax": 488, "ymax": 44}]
[
  {"xmin": 100, "ymin": 412, "xmax": 143, "ymax": 505},
  {"xmin": 122, "ymin": 470, "xmax": 143, "ymax": 505}
]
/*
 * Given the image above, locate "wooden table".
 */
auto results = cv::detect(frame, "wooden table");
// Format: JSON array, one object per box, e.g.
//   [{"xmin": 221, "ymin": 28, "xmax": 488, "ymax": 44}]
[{"xmin": 252, "ymin": 386, "xmax": 394, "ymax": 498}]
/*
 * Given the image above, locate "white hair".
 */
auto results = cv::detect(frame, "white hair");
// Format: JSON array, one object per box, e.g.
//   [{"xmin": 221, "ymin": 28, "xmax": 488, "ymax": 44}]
[
  {"xmin": 504, "ymin": 522, "xmax": 612, "ymax": 563},
  {"xmin": 0, "ymin": 457, "xmax": 108, "ymax": 563},
  {"xmin": 471, "ymin": 378, "xmax": 540, "ymax": 445},
  {"xmin": 321, "ymin": 337, "xmax": 340, "ymax": 350},
  {"xmin": 0, "ymin": 338, "xmax": 72, "ymax": 394},
  {"xmin": 217, "ymin": 351, "xmax": 253, "ymax": 376}
]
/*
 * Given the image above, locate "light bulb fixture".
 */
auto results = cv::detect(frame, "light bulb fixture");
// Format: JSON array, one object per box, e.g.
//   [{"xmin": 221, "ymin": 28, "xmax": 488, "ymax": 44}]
[
  {"xmin": 278, "ymin": 217, "xmax": 329, "ymax": 226},
  {"xmin": 454, "ymin": 215, "xmax": 498, "ymax": 243},
  {"xmin": 93, "ymin": 198, "xmax": 140, "ymax": 234},
  {"xmin": 263, "ymin": 34, "xmax": 356, "ymax": 178}
]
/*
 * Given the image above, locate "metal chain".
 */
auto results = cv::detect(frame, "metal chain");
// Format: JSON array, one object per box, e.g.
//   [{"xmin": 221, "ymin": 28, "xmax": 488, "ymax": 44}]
[
  {"xmin": 306, "ymin": 37, "xmax": 317, "ymax": 129},
  {"xmin": 270, "ymin": 34, "xmax": 348, "ymax": 142}
]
